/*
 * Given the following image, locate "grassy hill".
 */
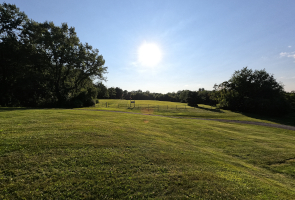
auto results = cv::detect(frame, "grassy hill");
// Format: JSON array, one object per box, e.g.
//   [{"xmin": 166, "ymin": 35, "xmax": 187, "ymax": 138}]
[
  {"xmin": 88, "ymin": 99, "xmax": 295, "ymax": 126},
  {"xmin": 1, "ymin": 104, "xmax": 295, "ymax": 199}
]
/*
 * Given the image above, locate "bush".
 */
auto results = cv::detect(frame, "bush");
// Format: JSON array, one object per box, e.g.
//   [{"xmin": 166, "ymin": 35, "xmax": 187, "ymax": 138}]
[
  {"xmin": 96, "ymin": 99, "xmax": 99, "ymax": 104},
  {"xmin": 187, "ymin": 102, "xmax": 198, "ymax": 107},
  {"xmin": 70, "ymin": 100, "xmax": 83, "ymax": 108},
  {"xmin": 83, "ymin": 99, "xmax": 95, "ymax": 107}
]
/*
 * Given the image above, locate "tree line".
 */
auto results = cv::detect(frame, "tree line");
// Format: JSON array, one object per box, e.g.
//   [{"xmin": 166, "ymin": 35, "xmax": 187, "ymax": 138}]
[
  {"xmin": 95, "ymin": 83, "xmax": 215, "ymax": 106},
  {"xmin": 97, "ymin": 67, "xmax": 295, "ymax": 116}
]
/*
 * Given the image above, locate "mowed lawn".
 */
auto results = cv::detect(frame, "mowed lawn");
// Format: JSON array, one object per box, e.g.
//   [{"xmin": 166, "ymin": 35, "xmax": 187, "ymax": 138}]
[
  {"xmin": 87, "ymin": 99, "xmax": 295, "ymax": 126},
  {"xmin": 1, "ymin": 108, "xmax": 295, "ymax": 199}
]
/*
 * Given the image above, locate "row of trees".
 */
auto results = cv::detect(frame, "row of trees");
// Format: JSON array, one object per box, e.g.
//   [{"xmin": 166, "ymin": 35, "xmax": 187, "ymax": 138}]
[
  {"xmin": 0, "ymin": 3, "xmax": 107, "ymax": 107},
  {"xmin": 95, "ymin": 82, "xmax": 214, "ymax": 105},
  {"xmin": 97, "ymin": 67, "xmax": 294, "ymax": 116}
]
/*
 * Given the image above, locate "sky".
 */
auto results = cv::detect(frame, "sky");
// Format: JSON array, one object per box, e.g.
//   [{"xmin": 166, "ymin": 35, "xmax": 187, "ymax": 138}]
[{"xmin": 4, "ymin": 0, "xmax": 295, "ymax": 93}]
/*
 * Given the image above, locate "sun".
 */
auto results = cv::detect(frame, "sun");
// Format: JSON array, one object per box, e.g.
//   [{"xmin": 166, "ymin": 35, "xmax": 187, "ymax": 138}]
[{"xmin": 138, "ymin": 43, "xmax": 162, "ymax": 66}]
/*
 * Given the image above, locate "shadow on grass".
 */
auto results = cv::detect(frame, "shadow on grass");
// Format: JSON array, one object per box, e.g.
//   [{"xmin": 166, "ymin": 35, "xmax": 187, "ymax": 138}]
[
  {"xmin": 0, "ymin": 107, "xmax": 70, "ymax": 112},
  {"xmin": 197, "ymin": 106, "xmax": 224, "ymax": 113},
  {"xmin": 240, "ymin": 111, "xmax": 295, "ymax": 127},
  {"xmin": 0, "ymin": 107, "xmax": 33, "ymax": 112}
]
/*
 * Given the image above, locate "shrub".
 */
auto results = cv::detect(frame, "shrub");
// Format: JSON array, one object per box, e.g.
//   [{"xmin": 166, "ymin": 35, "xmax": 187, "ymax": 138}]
[
  {"xmin": 70, "ymin": 100, "xmax": 83, "ymax": 108},
  {"xmin": 83, "ymin": 99, "xmax": 95, "ymax": 107}
]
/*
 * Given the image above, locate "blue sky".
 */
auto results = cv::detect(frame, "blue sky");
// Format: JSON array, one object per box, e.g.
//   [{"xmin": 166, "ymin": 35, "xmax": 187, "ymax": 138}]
[{"xmin": 5, "ymin": 0, "xmax": 295, "ymax": 93}]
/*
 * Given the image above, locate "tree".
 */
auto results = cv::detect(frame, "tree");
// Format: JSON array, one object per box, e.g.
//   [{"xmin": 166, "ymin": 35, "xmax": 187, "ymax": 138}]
[
  {"xmin": 0, "ymin": 3, "xmax": 27, "ymax": 40},
  {"xmin": 96, "ymin": 82, "xmax": 108, "ymax": 99},
  {"xmin": 187, "ymin": 90, "xmax": 215, "ymax": 107},
  {"xmin": 0, "ymin": 3, "xmax": 29, "ymax": 106},
  {"xmin": 213, "ymin": 67, "xmax": 289, "ymax": 115},
  {"xmin": 123, "ymin": 90, "xmax": 128, "ymax": 99},
  {"xmin": 0, "ymin": 3, "xmax": 107, "ymax": 107},
  {"xmin": 285, "ymin": 91, "xmax": 295, "ymax": 111},
  {"xmin": 178, "ymin": 90, "xmax": 190, "ymax": 103},
  {"xmin": 22, "ymin": 20, "xmax": 107, "ymax": 106},
  {"xmin": 108, "ymin": 87, "xmax": 116, "ymax": 99},
  {"xmin": 115, "ymin": 87, "xmax": 123, "ymax": 99},
  {"xmin": 187, "ymin": 91, "xmax": 199, "ymax": 107}
]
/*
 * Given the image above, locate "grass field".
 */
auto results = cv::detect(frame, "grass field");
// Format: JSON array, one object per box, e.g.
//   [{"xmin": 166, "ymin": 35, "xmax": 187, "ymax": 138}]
[
  {"xmin": 1, "ymin": 105, "xmax": 295, "ymax": 199},
  {"xmin": 86, "ymin": 99, "xmax": 295, "ymax": 126}
]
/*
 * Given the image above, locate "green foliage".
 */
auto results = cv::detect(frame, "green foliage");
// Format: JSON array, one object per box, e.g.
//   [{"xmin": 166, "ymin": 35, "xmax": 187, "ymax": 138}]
[
  {"xmin": 187, "ymin": 91, "xmax": 199, "ymax": 107},
  {"xmin": 187, "ymin": 90, "xmax": 216, "ymax": 107},
  {"xmin": 0, "ymin": 3, "xmax": 31, "ymax": 106},
  {"xmin": 213, "ymin": 67, "xmax": 289, "ymax": 116},
  {"xmin": 178, "ymin": 90, "xmax": 190, "ymax": 103},
  {"xmin": 108, "ymin": 87, "xmax": 117, "ymax": 99},
  {"xmin": 0, "ymin": 3, "xmax": 107, "ymax": 107},
  {"xmin": 115, "ymin": 87, "xmax": 123, "ymax": 99},
  {"xmin": 0, "ymin": 3, "xmax": 27, "ymax": 39},
  {"xmin": 285, "ymin": 91, "xmax": 295, "ymax": 111},
  {"xmin": 68, "ymin": 82, "xmax": 97, "ymax": 107},
  {"xmin": 96, "ymin": 82, "xmax": 109, "ymax": 99}
]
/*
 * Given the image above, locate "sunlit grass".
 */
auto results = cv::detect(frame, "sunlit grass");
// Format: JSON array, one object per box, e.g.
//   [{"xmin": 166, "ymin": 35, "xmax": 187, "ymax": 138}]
[
  {"xmin": 81, "ymin": 99, "xmax": 290, "ymax": 125},
  {"xmin": 1, "ymin": 108, "xmax": 295, "ymax": 199}
]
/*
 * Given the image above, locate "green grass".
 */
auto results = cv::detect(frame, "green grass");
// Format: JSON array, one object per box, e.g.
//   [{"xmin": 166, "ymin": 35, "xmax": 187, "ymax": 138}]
[
  {"xmin": 85, "ymin": 99, "xmax": 295, "ymax": 126},
  {"xmin": 1, "ymin": 107, "xmax": 295, "ymax": 199}
]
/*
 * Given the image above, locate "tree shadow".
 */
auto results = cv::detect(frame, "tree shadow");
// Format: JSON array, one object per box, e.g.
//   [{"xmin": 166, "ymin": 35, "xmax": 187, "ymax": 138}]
[
  {"xmin": 197, "ymin": 106, "xmax": 224, "ymax": 113},
  {"xmin": 0, "ymin": 107, "xmax": 70, "ymax": 112},
  {"xmin": 0, "ymin": 107, "xmax": 32, "ymax": 112},
  {"xmin": 240, "ymin": 111, "xmax": 295, "ymax": 127}
]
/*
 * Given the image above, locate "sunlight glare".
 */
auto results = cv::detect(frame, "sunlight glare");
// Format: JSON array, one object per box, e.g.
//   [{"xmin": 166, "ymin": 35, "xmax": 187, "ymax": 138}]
[{"xmin": 138, "ymin": 43, "xmax": 162, "ymax": 67}]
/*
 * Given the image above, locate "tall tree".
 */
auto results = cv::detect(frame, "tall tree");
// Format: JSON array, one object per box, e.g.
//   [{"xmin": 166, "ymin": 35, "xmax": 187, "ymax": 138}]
[
  {"xmin": 96, "ymin": 82, "xmax": 109, "ymax": 99},
  {"xmin": 123, "ymin": 90, "xmax": 128, "ymax": 99},
  {"xmin": 22, "ymin": 21, "xmax": 107, "ymax": 105},
  {"xmin": 108, "ymin": 87, "xmax": 116, "ymax": 99},
  {"xmin": 0, "ymin": 3, "xmax": 107, "ymax": 107},
  {"xmin": 115, "ymin": 87, "xmax": 123, "ymax": 99},
  {"xmin": 213, "ymin": 67, "xmax": 289, "ymax": 115},
  {"xmin": 0, "ymin": 3, "xmax": 29, "ymax": 106}
]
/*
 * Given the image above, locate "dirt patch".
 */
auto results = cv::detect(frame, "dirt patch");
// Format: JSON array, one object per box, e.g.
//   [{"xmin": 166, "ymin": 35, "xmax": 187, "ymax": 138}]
[{"xmin": 140, "ymin": 108, "xmax": 154, "ymax": 115}]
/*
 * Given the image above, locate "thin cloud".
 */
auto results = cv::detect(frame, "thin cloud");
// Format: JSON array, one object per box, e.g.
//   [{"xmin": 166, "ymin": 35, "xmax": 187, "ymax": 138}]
[
  {"xmin": 279, "ymin": 76, "xmax": 295, "ymax": 80},
  {"xmin": 280, "ymin": 52, "xmax": 295, "ymax": 59},
  {"xmin": 288, "ymin": 46, "xmax": 292, "ymax": 48}
]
